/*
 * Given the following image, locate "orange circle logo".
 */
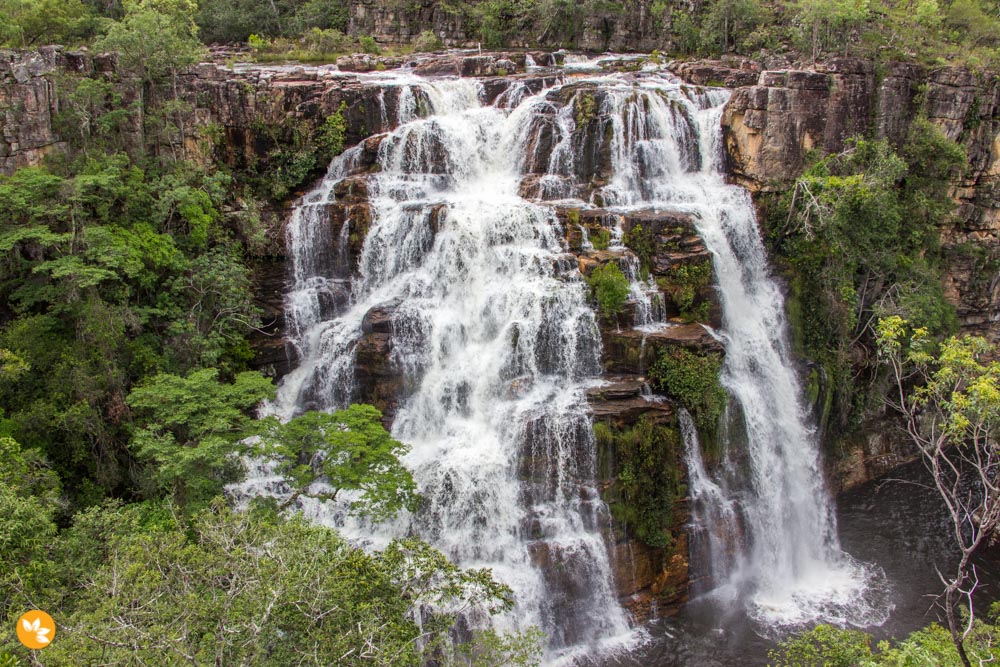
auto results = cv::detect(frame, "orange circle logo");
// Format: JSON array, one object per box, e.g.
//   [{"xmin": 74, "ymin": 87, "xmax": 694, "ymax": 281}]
[{"xmin": 15, "ymin": 610, "xmax": 55, "ymax": 649}]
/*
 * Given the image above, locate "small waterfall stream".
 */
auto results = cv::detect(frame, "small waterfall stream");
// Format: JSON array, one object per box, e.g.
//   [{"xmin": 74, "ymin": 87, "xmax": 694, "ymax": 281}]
[{"xmin": 244, "ymin": 62, "xmax": 891, "ymax": 661}]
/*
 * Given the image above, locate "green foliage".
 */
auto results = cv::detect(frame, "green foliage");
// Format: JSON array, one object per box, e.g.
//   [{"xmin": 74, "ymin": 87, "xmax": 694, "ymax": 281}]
[
  {"xmin": 769, "ymin": 624, "xmax": 876, "ymax": 666},
  {"xmin": 770, "ymin": 615, "xmax": 1000, "ymax": 667},
  {"xmin": 589, "ymin": 227, "xmax": 611, "ymax": 250},
  {"xmin": 701, "ymin": 0, "xmax": 767, "ymax": 54},
  {"xmin": 247, "ymin": 32, "xmax": 266, "ymax": 49},
  {"xmin": 0, "ymin": 0, "xmax": 95, "ymax": 48},
  {"xmin": 575, "ymin": 92, "xmax": 598, "ymax": 126},
  {"xmin": 658, "ymin": 260, "xmax": 713, "ymax": 322},
  {"xmin": 0, "ymin": 350, "xmax": 29, "ymax": 383},
  {"xmin": 587, "ymin": 261, "xmax": 630, "ymax": 321},
  {"xmin": 413, "ymin": 29, "xmax": 443, "ymax": 51},
  {"xmin": 359, "ymin": 34, "xmax": 381, "ymax": 54},
  {"xmin": 126, "ymin": 368, "xmax": 275, "ymax": 508},
  {"xmin": 0, "ymin": 501, "xmax": 539, "ymax": 666},
  {"xmin": 0, "ymin": 437, "xmax": 61, "ymax": 620},
  {"xmin": 595, "ymin": 418, "xmax": 684, "ymax": 549},
  {"xmin": 95, "ymin": 0, "xmax": 204, "ymax": 84},
  {"xmin": 623, "ymin": 223, "xmax": 654, "ymax": 272},
  {"xmin": 257, "ymin": 404, "xmax": 419, "ymax": 521},
  {"xmin": 649, "ymin": 348, "xmax": 727, "ymax": 431},
  {"xmin": 245, "ymin": 103, "xmax": 348, "ymax": 201},
  {"xmin": 768, "ymin": 126, "xmax": 964, "ymax": 434}
]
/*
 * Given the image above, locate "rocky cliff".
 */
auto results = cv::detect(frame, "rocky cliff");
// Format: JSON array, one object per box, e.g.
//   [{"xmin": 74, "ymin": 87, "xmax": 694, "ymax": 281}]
[
  {"xmin": 5, "ymin": 46, "xmax": 1000, "ymax": 614},
  {"xmin": 720, "ymin": 58, "xmax": 1000, "ymax": 338}
]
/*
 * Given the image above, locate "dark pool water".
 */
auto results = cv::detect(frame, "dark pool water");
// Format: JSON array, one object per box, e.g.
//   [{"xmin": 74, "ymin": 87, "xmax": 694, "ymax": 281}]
[{"xmin": 591, "ymin": 459, "xmax": 1000, "ymax": 667}]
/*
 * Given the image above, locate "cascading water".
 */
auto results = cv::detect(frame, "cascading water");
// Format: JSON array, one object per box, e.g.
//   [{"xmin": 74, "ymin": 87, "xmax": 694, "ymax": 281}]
[
  {"xmin": 260, "ymin": 73, "xmax": 632, "ymax": 659},
  {"xmin": 246, "ymin": 61, "xmax": 891, "ymax": 662},
  {"xmin": 583, "ymin": 76, "xmax": 890, "ymax": 629}
]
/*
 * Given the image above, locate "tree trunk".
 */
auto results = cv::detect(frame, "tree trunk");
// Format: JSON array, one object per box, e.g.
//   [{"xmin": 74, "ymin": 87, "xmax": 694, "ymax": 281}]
[
  {"xmin": 944, "ymin": 584, "xmax": 973, "ymax": 667},
  {"xmin": 812, "ymin": 21, "xmax": 819, "ymax": 63}
]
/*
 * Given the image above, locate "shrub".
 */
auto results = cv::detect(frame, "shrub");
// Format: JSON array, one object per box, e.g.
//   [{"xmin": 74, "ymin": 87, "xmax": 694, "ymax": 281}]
[
  {"xmin": 358, "ymin": 34, "xmax": 381, "ymax": 54},
  {"xmin": 413, "ymin": 29, "xmax": 443, "ymax": 52},
  {"xmin": 658, "ymin": 260, "xmax": 712, "ymax": 322},
  {"xmin": 594, "ymin": 419, "xmax": 684, "ymax": 549},
  {"xmin": 649, "ymin": 348, "xmax": 727, "ymax": 430},
  {"xmin": 587, "ymin": 262, "xmax": 630, "ymax": 321}
]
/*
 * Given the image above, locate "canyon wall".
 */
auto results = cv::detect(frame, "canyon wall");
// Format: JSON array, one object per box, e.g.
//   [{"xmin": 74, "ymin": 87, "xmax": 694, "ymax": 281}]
[
  {"xmin": 3, "ymin": 46, "xmax": 999, "ymax": 612},
  {"xmin": 720, "ymin": 58, "xmax": 1000, "ymax": 339}
]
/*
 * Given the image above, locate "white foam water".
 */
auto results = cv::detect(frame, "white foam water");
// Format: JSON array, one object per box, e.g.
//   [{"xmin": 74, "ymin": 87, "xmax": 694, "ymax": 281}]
[
  {"xmin": 581, "ymin": 74, "xmax": 891, "ymax": 630},
  {"xmin": 240, "ymin": 63, "xmax": 890, "ymax": 662}
]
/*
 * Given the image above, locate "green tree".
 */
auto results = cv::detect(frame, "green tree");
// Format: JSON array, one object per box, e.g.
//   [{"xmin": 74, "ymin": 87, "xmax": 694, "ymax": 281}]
[
  {"xmin": 701, "ymin": 0, "xmax": 765, "ymax": 54},
  {"xmin": 0, "ymin": 437, "xmax": 61, "ymax": 620},
  {"xmin": 876, "ymin": 318, "xmax": 1000, "ymax": 667},
  {"xmin": 26, "ymin": 503, "xmax": 539, "ymax": 666},
  {"xmin": 126, "ymin": 368, "xmax": 275, "ymax": 508},
  {"xmin": 257, "ymin": 404, "xmax": 420, "ymax": 521},
  {"xmin": 771, "ymin": 126, "xmax": 964, "ymax": 437},
  {"xmin": 769, "ymin": 624, "xmax": 875, "ymax": 667},
  {"xmin": 794, "ymin": 0, "xmax": 871, "ymax": 60},
  {"xmin": 96, "ymin": 0, "xmax": 204, "ymax": 157},
  {"xmin": 0, "ymin": 0, "xmax": 94, "ymax": 47}
]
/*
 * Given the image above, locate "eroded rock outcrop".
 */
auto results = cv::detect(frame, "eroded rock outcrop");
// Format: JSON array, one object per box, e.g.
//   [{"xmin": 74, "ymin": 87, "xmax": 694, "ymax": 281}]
[{"xmin": 719, "ymin": 59, "xmax": 1000, "ymax": 334}]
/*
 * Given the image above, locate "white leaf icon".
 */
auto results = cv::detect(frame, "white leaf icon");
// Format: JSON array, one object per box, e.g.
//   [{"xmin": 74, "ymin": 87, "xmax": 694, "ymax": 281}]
[
  {"xmin": 21, "ymin": 619, "xmax": 31, "ymax": 632},
  {"xmin": 35, "ymin": 634, "xmax": 50, "ymax": 644},
  {"xmin": 37, "ymin": 628, "xmax": 50, "ymax": 636}
]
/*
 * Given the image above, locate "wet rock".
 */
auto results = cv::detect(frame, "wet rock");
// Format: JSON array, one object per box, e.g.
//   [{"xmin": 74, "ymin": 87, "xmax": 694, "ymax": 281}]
[
  {"xmin": 361, "ymin": 301, "xmax": 400, "ymax": 334},
  {"xmin": 333, "ymin": 175, "xmax": 370, "ymax": 202},
  {"xmin": 335, "ymin": 53, "xmax": 406, "ymax": 72},
  {"xmin": 601, "ymin": 324, "xmax": 723, "ymax": 375},
  {"xmin": 613, "ymin": 531, "xmax": 690, "ymax": 620},
  {"xmin": 586, "ymin": 376, "xmax": 674, "ymax": 425},
  {"xmin": 353, "ymin": 331, "xmax": 404, "ymax": 425},
  {"xmin": 619, "ymin": 209, "xmax": 711, "ymax": 277},
  {"xmin": 412, "ymin": 53, "xmax": 519, "ymax": 77}
]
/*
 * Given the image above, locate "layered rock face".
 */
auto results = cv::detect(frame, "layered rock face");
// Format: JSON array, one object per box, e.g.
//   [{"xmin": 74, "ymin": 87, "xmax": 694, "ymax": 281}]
[
  {"xmin": 6, "ymin": 43, "xmax": 999, "ymax": 617},
  {"xmin": 721, "ymin": 58, "xmax": 1000, "ymax": 338},
  {"xmin": 290, "ymin": 78, "xmax": 725, "ymax": 620}
]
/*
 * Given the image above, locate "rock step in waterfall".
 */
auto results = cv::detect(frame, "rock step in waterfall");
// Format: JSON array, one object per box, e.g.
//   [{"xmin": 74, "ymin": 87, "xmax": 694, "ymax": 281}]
[{"xmin": 236, "ymin": 61, "xmax": 891, "ymax": 660}]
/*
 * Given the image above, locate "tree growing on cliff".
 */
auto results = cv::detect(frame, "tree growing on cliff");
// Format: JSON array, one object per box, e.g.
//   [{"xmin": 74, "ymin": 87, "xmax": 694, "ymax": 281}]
[
  {"xmin": 95, "ymin": 0, "xmax": 204, "ymax": 157},
  {"xmin": 876, "ymin": 317, "xmax": 1000, "ymax": 667},
  {"xmin": 255, "ymin": 404, "xmax": 420, "ymax": 521}
]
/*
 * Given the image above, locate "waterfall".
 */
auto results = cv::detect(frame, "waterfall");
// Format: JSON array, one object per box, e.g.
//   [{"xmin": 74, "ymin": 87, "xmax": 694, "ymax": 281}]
[
  {"xmin": 586, "ymin": 76, "xmax": 890, "ymax": 629},
  {"xmin": 248, "ymin": 63, "xmax": 890, "ymax": 661},
  {"xmin": 261, "ymin": 74, "xmax": 633, "ymax": 659}
]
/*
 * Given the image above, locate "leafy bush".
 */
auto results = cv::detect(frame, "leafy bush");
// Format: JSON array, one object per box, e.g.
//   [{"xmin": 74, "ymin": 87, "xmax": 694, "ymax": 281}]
[
  {"xmin": 413, "ymin": 29, "xmax": 443, "ymax": 51},
  {"xmin": 769, "ymin": 624, "xmax": 875, "ymax": 667},
  {"xmin": 256, "ymin": 404, "xmax": 419, "ymax": 521},
  {"xmin": 359, "ymin": 34, "xmax": 381, "ymax": 54},
  {"xmin": 587, "ymin": 262, "xmax": 630, "ymax": 321},
  {"xmin": 589, "ymin": 227, "xmax": 611, "ymax": 250},
  {"xmin": 770, "ymin": 614, "xmax": 1000, "ymax": 667},
  {"xmin": 623, "ymin": 223, "xmax": 655, "ymax": 273},
  {"xmin": 658, "ymin": 260, "xmax": 713, "ymax": 322},
  {"xmin": 649, "ymin": 348, "xmax": 727, "ymax": 431},
  {"xmin": 300, "ymin": 27, "xmax": 354, "ymax": 54},
  {"xmin": 594, "ymin": 419, "xmax": 684, "ymax": 549}
]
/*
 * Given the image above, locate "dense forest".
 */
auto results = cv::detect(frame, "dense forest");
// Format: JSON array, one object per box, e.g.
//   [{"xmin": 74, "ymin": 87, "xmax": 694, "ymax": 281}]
[
  {"xmin": 1, "ymin": 0, "xmax": 1000, "ymax": 665},
  {"xmin": 1, "ymin": 0, "xmax": 1000, "ymax": 66}
]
